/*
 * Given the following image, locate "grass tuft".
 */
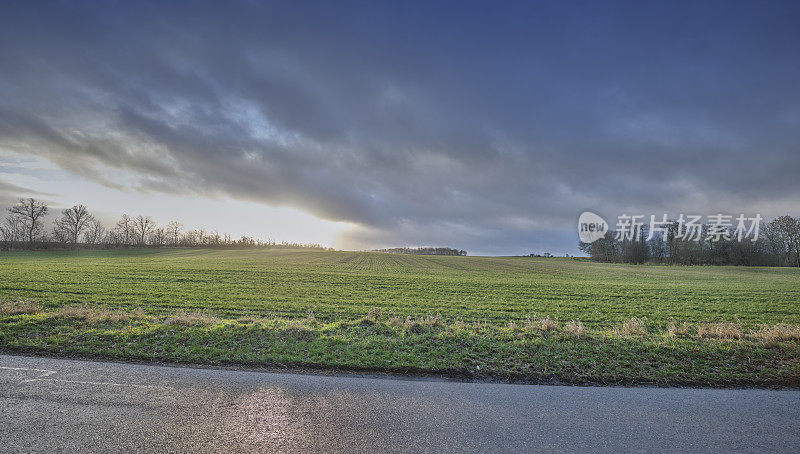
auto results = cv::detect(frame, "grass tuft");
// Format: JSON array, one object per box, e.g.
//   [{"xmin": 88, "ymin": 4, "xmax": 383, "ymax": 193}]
[
  {"xmin": 367, "ymin": 307, "xmax": 384, "ymax": 321},
  {"xmin": 751, "ymin": 324, "xmax": 800, "ymax": 346},
  {"xmin": 56, "ymin": 305, "xmax": 136, "ymax": 324},
  {"xmin": 0, "ymin": 299, "xmax": 42, "ymax": 316},
  {"xmin": 165, "ymin": 310, "xmax": 218, "ymax": 326},
  {"xmin": 666, "ymin": 321, "xmax": 691, "ymax": 338},
  {"xmin": 281, "ymin": 320, "xmax": 317, "ymax": 339},
  {"xmin": 526, "ymin": 315, "xmax": 559, "ymax": 332},
  {"xmin": 564, "ymin": 320, "xmax": 585, "ymax": 337},
  {"xmin": 696, "ymin": 322, "xmax": 745, "ymax": 340},
  {"xmin": 615, "ymin": 317, "xmax": 648, "ymax": 336},
  {"xmin": 403, "ymin": 316, "xmax": 425, "ymax": 333},
  {"xmin": 425, "ymin": 313, "xmax": 444, "ymax": 328}
]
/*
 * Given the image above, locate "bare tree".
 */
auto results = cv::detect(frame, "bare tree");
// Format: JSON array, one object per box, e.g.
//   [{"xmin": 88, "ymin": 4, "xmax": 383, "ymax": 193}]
[
  {"xmin": 52, "ymin": 217, "xmax": 68, "ymax": 244},
  {"xmin": 114, "ymin": 214, "xmax": 133, "ymax": 246},
  {"xmin": 133, "ymin": 215, "xmax": 155, "ymax": 246},
  {"xmin": 210, "ymin": 230, "xmax": 221, "ymax": 246},
  {"xmin": 9, "ymin": 198, "xmax": 48, "ymax": 243},
  {"xmin": 53, "ymin": 204, "xmax": 94, "ymax": 244},
  {"xmin": 51, "ymin": 223, "xmax": 70, "ymax": 244},
  {"xmin": 166, "ymin": 221, "xmax": 183, "ymax": 246},
  {"xmin": 150, "ymin": 227, "xmax": 166, "ymax": 247},
  {"xmin": 83, "ymin": 218, "xmax": 106, "ymax": 245},
  {"xmin": 0, "ymin": 215, "xmax": 24, "ymax": 243},
  {"xmin": 183, "ymin": 230, "xmax": 198, "ymax": 247}
]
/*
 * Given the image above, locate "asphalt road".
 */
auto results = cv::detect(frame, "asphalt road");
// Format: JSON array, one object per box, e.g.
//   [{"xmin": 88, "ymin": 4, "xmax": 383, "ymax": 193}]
[{"xmin": 1, "ymin": 354, "xmax": 798, "ymax": 453}]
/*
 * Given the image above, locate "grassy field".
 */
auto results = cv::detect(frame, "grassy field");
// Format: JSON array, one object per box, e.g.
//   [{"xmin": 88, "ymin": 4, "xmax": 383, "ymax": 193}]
[{"xmin": 1, "ymin": 249, "xmax": 799, "ymax": 387}]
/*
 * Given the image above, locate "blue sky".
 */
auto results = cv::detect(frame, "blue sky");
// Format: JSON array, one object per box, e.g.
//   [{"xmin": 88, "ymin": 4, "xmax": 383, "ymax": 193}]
[{"xmin": 1, "ymin": 1, "xmax": 799, "ymax": 254}]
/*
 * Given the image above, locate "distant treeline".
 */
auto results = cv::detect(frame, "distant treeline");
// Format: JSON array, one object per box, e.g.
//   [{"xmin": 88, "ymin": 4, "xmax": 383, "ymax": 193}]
[
  {"xmin": 579, "ymin": 215, "xmax": 800, "ymax": 266},
  {"xmin": 373, "ymin": 247, "xmax": 467, "ymax": 256},
  {"xmin": 0, "ymin": 198, "xmax": 331, "ymax": 251}
]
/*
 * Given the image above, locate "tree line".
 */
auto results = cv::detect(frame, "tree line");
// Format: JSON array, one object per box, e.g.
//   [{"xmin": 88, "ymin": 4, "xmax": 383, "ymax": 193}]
[
  {"xmin": 579, "ymin": 215, "xmax": 800, "ymax": 266},
  {"xmin": 372, "ymin": 247, "xmax": 467, "ymax": 256},
  {"xmin": 0, "ymin": 198, "xmax": 331, "ymax": 251}
]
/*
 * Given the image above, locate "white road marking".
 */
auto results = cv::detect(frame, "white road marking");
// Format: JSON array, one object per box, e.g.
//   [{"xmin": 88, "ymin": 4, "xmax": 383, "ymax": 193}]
[
  {"xmin": 2, "ymin": 365, "xmax": 166, "ymax": 389},
  {"xmin": 0, "ymin": 365, "xmax": 57, "ymax": 379}
]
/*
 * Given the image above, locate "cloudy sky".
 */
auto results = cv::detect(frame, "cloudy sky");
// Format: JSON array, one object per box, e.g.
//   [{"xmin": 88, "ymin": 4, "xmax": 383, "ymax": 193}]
[{"xmin": 1, "ymin": 1, "xmax": 798, "ymax": 255}]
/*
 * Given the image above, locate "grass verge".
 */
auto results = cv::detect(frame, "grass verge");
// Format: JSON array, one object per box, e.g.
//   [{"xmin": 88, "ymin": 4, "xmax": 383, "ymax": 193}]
[{"xmin": 2, "ymin": 300, "xmax": 799, "ymax": 388}]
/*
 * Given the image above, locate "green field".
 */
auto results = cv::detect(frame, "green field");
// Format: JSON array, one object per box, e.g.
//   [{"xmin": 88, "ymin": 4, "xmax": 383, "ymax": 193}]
[{"xmin": 1, "ymin": 249, "xmax": 799, "ymax": 387}]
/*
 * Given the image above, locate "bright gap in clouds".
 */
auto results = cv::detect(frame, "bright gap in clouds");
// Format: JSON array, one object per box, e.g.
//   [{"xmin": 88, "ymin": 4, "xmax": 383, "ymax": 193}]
[{"xmin": 0, "ymin": 150, "xmax": 352, "ymax": 248}]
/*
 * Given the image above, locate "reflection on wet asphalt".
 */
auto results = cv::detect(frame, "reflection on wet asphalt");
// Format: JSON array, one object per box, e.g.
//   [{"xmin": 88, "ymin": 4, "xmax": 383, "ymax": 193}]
[{"xmin": 1, "ymin": 354, "xmax": 799, "ymax": 453}]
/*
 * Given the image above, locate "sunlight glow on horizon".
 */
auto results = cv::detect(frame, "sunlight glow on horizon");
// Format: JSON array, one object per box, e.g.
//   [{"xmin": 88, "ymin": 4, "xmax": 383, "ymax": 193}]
[{"xmin": 0, "ymin": 150, "xmax": 354, "ymax": 248}]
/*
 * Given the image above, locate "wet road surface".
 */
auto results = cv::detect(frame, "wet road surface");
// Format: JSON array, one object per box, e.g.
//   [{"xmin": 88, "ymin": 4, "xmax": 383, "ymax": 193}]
[{"xmin": 1, "ymin": 354, "xmax": 798, "ymax": 453}]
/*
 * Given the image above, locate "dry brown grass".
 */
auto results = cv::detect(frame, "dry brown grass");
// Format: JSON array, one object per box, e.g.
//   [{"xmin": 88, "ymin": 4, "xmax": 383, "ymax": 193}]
[
  {"xmin": 403, "ymin": 316, "xmax": 424, "ymax": 333},
  {"xmin": 525, "ymin": 316, "xmax": 559, "ymax": 332},
  {"xmin": 56, "ymin": 305, "xmax": 142, "ymax": 324},
  {"xmin": 303, "ymin": 311, "xmax": 318, "ymax": 326},
  {"xmin": 750, "ymin": 324, "xmax": 800, "ymax": 346},
  {"xmin": 396, "ymin": 314, "xmax": 446, "ymax": 333},
  {"xmin": 0, "ymin": 300, "xmax": 42, "ymax": 316},
  {"xmin": 367, "ymin": 307, "xmax": 384, "ymax": 321},
  {"xmin": 614, "ymin": 317, "xmax": 648, "ymax": 336},
  {"xmin": 425, "ymin": 313, "xmax": 444, "ymax": 328},
  {"xmin": 506, "ymin": 320, "xmax": 528, "ymax": 337},
  {"xmin": 129, "ymin": 307, "xmax": 147, "ymax": 320},
  {"xmin": 696, "ymin": 322, "xmax": 745, "ymax": 340},
  {"xmin": 666, "ymin": 321, "xmax": 691, "ymax": 338},
  {"xmin": 165, "ymin": 310, "xmax": 218, "ymax": 326},
  {"xmin": 10, "ymin": 298, "xmax": 800, "ymax": 349},
  {"xmin": 564, "ymin": 320, "xmax": 585, "ymax": 337},
  {"xmin": 357, "ymin": 308, "xmax": 388, "ymax": 326}
]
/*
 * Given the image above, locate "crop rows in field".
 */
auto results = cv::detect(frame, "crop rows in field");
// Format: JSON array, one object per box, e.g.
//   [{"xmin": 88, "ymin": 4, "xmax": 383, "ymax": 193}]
[{"xmin": 1, "ymin": 249, "xmax": 798, "ymax": 328}]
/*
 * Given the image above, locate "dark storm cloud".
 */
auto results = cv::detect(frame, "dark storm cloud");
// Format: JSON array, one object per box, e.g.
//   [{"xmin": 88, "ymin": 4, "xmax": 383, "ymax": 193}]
[{"xmin": 1, "ymin": 1, "xmax": 798, "ymax": 253}]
